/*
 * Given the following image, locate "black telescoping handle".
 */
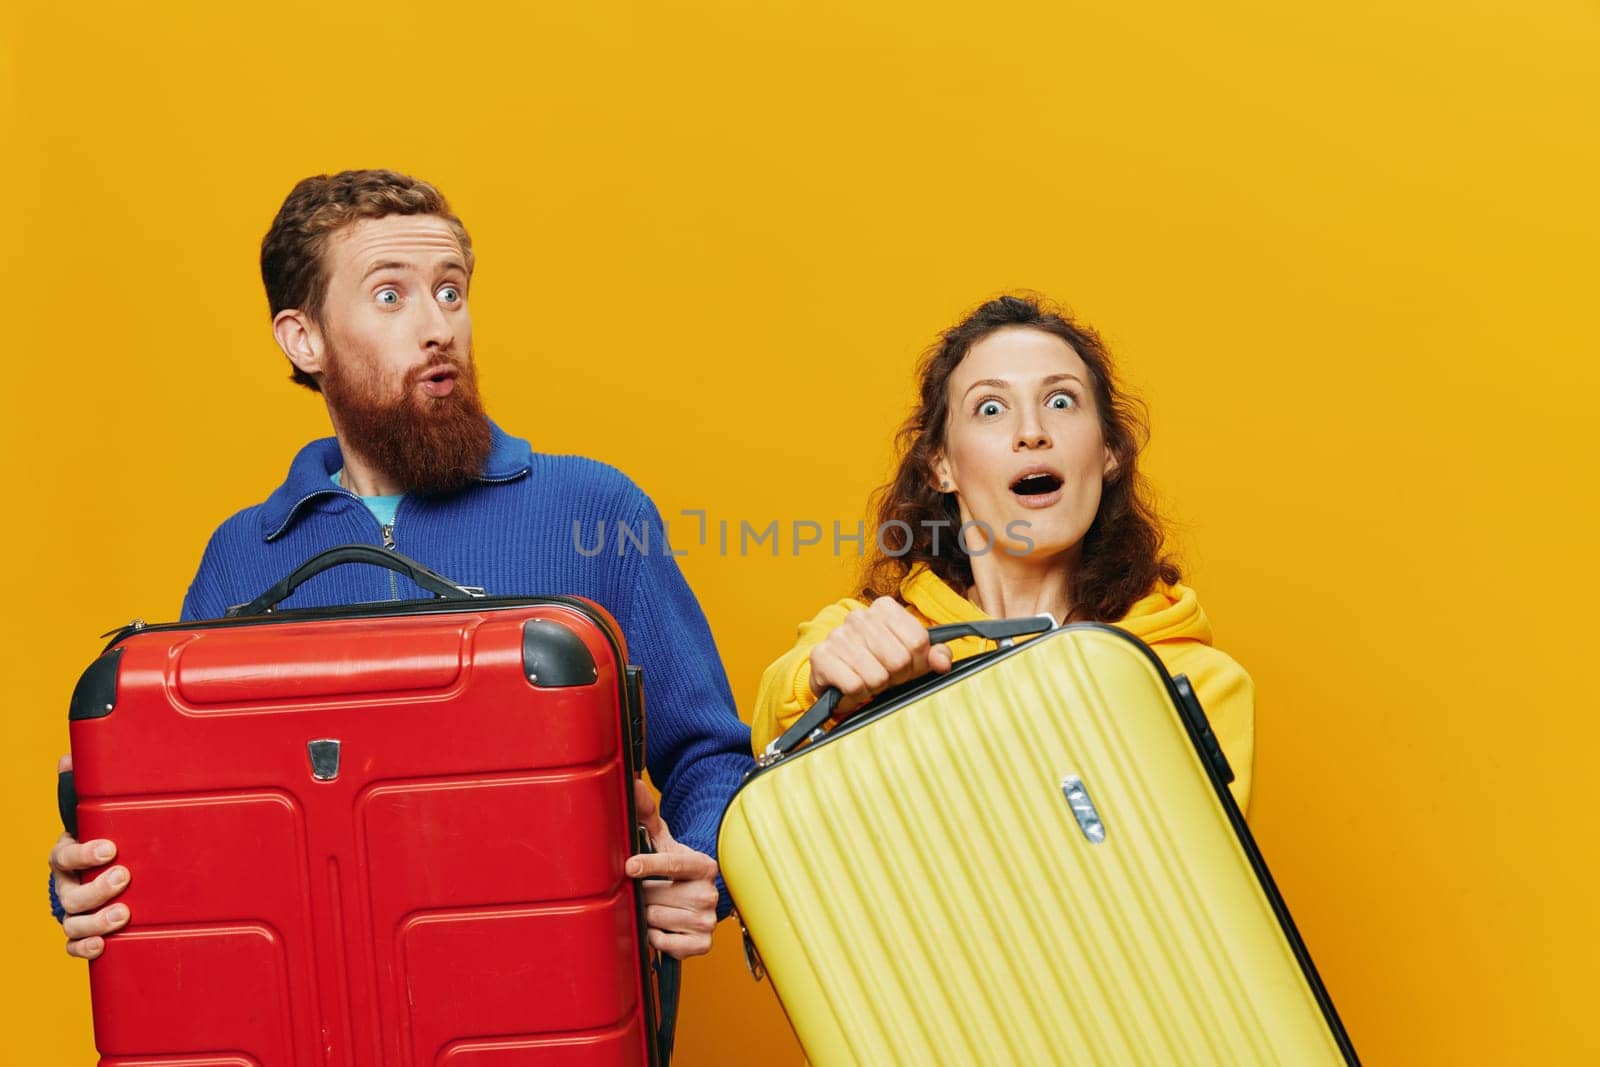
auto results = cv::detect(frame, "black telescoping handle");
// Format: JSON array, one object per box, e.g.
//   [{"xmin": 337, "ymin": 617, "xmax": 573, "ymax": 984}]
[
  {"xmin": 225, "ymin": 544, "xmax": 485, "ymax": 617},
  {"xmin": 58, "ymin": 770, "xmax": 77, "ymax": 839},
  {"xmin": 633, "ymin": 809, "xmax": 681, "ymax": 1065},
  {"xmin": 762, "ymin": 614, "xmax": 1056, "ymax": 761},
  {"xmin": 655, "ymin": 954, "xmax": 681, "ymax": 1065}
]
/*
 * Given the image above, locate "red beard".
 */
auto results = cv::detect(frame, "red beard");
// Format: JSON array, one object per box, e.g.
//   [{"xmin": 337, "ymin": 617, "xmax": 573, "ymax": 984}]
[{"xmin": 321, "ymin": 346, "xmax": 494, "ymax": 498}]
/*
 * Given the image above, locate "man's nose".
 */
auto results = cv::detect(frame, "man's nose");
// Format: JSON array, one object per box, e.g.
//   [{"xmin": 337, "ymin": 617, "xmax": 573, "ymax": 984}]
[{"xmin": 420, "ymin": 297, "xmax": 455, "ymax": 352}]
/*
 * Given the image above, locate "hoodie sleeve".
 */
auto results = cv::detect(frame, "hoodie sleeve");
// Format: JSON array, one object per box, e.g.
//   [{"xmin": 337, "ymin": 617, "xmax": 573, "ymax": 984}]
[
  {"xmin": 749, "ymin": 598, "xmax": 867, "ymax": 755},
  {"xmin": 1156, "ymin": 642, "xmax": 1256, "ymax": 814}
]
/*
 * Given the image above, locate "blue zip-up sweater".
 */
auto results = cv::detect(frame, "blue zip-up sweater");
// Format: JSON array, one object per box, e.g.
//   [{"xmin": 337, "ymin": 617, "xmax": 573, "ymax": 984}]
[{"xmin": 181, "ymin": 420, "xmax": 754, "ymax": 915}]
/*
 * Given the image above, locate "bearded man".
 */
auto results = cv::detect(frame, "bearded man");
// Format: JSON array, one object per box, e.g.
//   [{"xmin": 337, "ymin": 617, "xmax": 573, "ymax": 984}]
[{"xmin": 47, "ymin": 169, "xmax": 753, "ymax": 963}]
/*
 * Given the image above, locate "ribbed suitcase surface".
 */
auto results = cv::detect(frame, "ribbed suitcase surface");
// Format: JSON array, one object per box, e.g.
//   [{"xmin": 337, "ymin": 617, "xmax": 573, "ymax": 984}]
[
  {"xmin": 720, "ymin": 623, "xmax": 1352, "ymax": 1065},
  {"xmin": 67, "ymin": 592, "xmax": 660, "ymax": 1067}
]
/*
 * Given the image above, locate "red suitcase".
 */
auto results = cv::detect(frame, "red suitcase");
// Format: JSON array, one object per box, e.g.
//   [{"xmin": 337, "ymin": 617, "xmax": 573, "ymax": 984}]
[{"xmin": 60, "ymin": 545, "xmax": 676, "ymax": 1067}]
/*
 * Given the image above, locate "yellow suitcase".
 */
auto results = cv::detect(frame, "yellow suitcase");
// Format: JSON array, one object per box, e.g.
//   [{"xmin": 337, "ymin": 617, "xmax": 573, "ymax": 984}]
[{"xmin": 720, "ymin": 619, "xmax": 1355, "ymax": 1065}]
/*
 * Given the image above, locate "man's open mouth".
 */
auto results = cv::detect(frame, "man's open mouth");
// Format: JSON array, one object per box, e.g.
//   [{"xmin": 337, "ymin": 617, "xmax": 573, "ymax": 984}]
[{"xmin": 418, "ymin": 365, "xmax": 460, "ymax": 398}]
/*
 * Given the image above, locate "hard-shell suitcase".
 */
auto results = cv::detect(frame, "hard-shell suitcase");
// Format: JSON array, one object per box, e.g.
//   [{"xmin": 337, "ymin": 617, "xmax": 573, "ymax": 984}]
[
  {"xmin": 719, "ymin": 618, "xmax": 1356, "ymax": 1065},
  {"xmin": 61, "ymin": 545, "xmax": 676, "ymax": 1066}
]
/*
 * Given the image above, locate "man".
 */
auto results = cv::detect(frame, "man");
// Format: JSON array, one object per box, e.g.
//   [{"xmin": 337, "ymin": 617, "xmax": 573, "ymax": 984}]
[{"xmin": 47, "ymin": 169, "xmax": 754, "ymax": 962}]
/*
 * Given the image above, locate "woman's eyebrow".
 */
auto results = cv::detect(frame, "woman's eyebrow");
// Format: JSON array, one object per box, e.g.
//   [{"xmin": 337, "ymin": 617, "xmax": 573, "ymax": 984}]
[
  {"xmin": 961, "ymin": 372, "xmax": 1084, "ymax": 400},
  {"xmin": 1041, "ymin": 373, "xmax": 1084, "ymax": 386},
  {"xmin": 961, "ymin": 378, "xmax": 1013, "ymax": 400}
]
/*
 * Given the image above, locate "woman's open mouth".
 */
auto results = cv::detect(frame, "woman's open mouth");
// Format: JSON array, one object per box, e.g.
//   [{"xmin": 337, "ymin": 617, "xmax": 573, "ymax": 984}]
[{"xmin": 1010, "ymin": 470, "xmax": 1064, "ymax": 508}]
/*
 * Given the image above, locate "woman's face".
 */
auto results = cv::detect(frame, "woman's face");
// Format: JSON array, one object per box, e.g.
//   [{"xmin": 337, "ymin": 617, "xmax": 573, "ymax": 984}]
[{"xmin": 934, "ymin": 327, "xmax": 1114, "ymax": 562}]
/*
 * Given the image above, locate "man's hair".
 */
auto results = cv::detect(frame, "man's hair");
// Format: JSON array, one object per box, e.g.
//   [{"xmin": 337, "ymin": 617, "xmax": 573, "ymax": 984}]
[{"xmin": 260, "ymin": 169, "xmax": 475, "ymax": 392}]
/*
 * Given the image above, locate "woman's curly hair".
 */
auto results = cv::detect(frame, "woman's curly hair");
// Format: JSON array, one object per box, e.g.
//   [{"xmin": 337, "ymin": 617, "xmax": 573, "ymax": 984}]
[{"xmin": 862, "ymin": 293, "xmax": 1179, "ymax": 622}]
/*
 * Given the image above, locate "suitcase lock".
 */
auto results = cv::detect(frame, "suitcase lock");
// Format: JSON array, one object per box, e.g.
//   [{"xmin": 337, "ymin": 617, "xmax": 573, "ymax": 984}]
[
  {"xmin": 735, "ymin": 909, "xmax": 766, "ymax": 982},
  {"xmin": 1061, "ymin": 775, "xmax": 1107, "ymax": 844}
]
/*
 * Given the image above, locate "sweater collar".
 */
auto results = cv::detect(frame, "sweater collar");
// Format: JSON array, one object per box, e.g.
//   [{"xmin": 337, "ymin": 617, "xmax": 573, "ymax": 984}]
[{"xmin": 258, "ymin": 417, "xmax": 533, "ymax": 541}]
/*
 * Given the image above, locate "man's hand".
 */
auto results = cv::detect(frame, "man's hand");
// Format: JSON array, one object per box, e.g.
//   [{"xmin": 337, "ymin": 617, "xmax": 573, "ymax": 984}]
[
  {"xmin": 626, "ymin": 778, "xmax": 719, "ymax": 959},
  {"xmin": 50, "ymin": 754, "xmax": 131, "ymax": 959}
]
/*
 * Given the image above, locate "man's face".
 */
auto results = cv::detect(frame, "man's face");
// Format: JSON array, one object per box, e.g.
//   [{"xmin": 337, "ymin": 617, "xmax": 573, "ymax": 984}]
[
  {"xmin": 318, "ymin": 213, "xmax": 474, "ymax": 405},
  {"xmin": 312, "ymin": 214, "xmax": 491, "ymax": 496}
]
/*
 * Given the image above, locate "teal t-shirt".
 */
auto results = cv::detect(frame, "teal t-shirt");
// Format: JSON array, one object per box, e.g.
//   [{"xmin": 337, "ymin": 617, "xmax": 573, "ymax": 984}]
[{"xmin": 332, "ymin": 470, "xmax": 403, "ymax": 528}]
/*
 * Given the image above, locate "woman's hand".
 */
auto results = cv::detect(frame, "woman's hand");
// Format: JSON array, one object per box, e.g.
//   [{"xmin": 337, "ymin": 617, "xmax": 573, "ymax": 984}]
[{"xmin": 806, "ymin": 597, "xmax": 953, "ymax": 718}]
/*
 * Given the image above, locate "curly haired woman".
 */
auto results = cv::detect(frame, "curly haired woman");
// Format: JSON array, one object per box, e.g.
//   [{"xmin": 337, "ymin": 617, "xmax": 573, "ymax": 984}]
[{"xmin": 750, "ymin": 293, "xmax": 1254, "ymax": 810}]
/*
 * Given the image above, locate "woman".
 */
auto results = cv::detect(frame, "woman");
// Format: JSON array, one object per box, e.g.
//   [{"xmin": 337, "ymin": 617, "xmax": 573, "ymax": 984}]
[{"xmin": 750, "ymin": 294, "xmax": 1254, "ymax": 810}]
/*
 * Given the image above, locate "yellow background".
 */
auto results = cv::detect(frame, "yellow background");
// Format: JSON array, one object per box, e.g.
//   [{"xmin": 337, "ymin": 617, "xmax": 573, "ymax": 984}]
[{"xmin": 3, "ymin": 1, "xmax": 1595, "ymax": 1062}]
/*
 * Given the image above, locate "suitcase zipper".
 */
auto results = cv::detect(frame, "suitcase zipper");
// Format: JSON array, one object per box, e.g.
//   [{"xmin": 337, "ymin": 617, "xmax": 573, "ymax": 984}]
[{"xmin": 98, "ymin": 618, "xmax": 147, "ymax": 640}]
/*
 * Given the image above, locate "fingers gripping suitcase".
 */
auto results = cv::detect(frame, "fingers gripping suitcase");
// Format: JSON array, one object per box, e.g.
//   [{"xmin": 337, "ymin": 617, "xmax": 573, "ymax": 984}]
[
  {"xmin": 61, "ymin": 546, "xmax": 678, "ymax": 1066},
  {"xmin": 719, "ymin": 619, "xmax": 1356, "ymax": 1065}
]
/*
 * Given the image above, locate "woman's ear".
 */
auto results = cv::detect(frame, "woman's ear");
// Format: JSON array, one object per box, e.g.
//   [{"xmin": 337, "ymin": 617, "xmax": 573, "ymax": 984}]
[
  {"xmin": 931, "ymin": 451, "xmax": 954, "ymax": 493},
  {"xmin": 1103, "ymin": 445, "xmax": 1118, "ymax": 480},
  {"xmin": 273, "ymin": 309, "xmax": 325, "ymax": 381}
]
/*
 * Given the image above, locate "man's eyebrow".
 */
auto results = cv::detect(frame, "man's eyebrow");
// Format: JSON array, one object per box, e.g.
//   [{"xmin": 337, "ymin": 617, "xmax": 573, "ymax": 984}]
[
  {"xmin": 362, "ymin": 255, "xmax": 468, "ymax": 281},
  {"xmin": 361, "ymin": 260, "xmax": 410, "ymax": 281}
]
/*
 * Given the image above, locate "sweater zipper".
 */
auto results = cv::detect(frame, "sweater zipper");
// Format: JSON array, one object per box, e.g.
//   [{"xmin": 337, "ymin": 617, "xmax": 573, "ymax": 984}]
[
  {"xmin": 382, "ymin": 522, "xmax": 397, "ymax": 598},
  {"xmin": 383, "ymin": 503, "xmax": 403, "ymax": 600},
  {"xmin": 270, "ymin": 483, "xmax": 417, "ymax": 603}
]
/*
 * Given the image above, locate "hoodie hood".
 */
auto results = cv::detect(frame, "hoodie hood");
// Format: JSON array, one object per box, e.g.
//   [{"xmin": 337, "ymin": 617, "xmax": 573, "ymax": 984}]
[
  {"xmin": 899, "ymin": 566, "xmax": 1215, "ymax": 649},
  {"xmin": 1115, "ymin": 583, "xmax": 1214, "ymax": 646}
]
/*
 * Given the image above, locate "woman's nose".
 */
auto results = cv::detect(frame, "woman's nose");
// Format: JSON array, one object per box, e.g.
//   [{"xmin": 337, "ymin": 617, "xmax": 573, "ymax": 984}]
[{"xmin": 1015, "ymin": 414, "xmax": 1051, "ymax": 450}]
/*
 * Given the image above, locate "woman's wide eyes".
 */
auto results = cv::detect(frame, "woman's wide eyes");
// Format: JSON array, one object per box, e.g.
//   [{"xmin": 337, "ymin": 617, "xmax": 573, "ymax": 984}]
[{"xmin": 977, "ymin": 394, "xmax": 1075, "ymax": 417}]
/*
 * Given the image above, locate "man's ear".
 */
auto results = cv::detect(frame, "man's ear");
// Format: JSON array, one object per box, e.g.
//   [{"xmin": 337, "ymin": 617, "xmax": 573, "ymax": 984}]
[{"xmin": 273, "ymin": 309, "xmax": 325, "ymax": 381}]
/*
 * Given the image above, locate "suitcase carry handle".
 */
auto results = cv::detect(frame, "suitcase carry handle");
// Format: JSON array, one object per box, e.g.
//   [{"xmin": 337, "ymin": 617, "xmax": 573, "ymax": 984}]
[
  {"xmin": 761, "ymin": 614, "xmax": 1056, "ymax": 762},
  {"xmin": 225, "ymin": 544, "xmax": 486, "ymax": 617}
]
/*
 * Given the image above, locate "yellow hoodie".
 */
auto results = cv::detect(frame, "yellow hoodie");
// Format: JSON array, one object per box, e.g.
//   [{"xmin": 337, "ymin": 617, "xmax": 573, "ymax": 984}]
[{"xmin": 750, "ymin": 567, "xmax": 1255, "ymax": 813}]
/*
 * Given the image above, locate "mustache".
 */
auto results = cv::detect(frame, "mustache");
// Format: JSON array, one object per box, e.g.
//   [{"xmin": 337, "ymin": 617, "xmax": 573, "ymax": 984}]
[{"xmin": 403, "ymin": 353, "xmax": 472, "ymax": 389}]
